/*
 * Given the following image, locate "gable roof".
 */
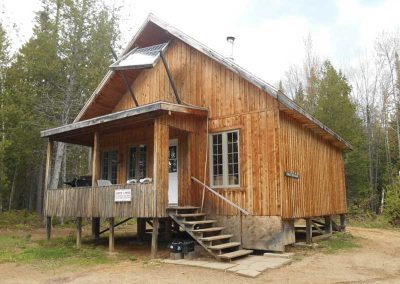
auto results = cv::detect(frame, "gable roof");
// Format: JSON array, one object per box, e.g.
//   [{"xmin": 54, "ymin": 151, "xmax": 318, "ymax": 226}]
[{"xmin": 74, "ymin": 14, "xmax": 352, "ymax": 150}]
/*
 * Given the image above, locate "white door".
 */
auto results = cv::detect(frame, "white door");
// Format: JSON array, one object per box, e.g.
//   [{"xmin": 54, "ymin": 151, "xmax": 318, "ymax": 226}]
[{"xmin": 168, "ymin": 139, "xmax": 179, "ymax": 205}]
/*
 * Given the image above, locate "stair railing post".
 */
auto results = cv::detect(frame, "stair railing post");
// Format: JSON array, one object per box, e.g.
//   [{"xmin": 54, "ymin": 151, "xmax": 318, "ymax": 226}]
[{"xmin": 200, "ymin": 186, "xmax": 205, "ymax": 212}]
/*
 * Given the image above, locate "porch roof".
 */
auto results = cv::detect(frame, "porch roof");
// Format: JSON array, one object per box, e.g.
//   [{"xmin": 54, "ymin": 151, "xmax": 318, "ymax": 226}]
[{"xmin": 41, "ymin": 101, "xmax": 208, "ymax": 146}]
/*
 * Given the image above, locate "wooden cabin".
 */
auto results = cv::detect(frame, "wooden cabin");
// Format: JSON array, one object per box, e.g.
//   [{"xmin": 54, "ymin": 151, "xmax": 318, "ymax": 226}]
[{"xmin": 41, "ymin": 14, "xmax": 350, "ymax": 260}]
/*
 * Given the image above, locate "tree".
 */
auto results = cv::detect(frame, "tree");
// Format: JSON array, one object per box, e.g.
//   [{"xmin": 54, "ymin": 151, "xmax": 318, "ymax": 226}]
[
  {"xmin": 0, "ymin": 22, "xmax": 11, "ymax": 211},
  {"xmin": 1, "ymin": 0, "xmax": 120, "ymax": 212},
  {"xmin": 314, "ymin": 61, "xmax": 370, "ymax": 203}
]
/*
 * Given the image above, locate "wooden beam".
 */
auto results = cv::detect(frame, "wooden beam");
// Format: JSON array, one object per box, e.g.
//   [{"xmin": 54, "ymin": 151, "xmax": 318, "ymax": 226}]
[
  {"xmin": 43, "ymin": 140, "xmax": 53, "ymax": 216},
  {"xmin": 109, "ymin": 217, "xmax": 115, "ymax": 253},
  {"xmin": 153, "ymin": 119, "xmax": 169, "ymax": 217},
  {"xmin": 46, "ymin": 216, "xmax": 52, "ymax": 241},
  {"xmin": 160, "ymin": 52, "xmax": 181, "ymax": 104},
  {"xmin": 340, "ymin": 214, "xmax": 346, "ymax": 232},
  {"xmin": 306, "ymin": 218, "xmax": 312, "ymax": 244},
  {"xmin": 92, "ymin": 132, "xmax": 100, "ymax": 187},
  {"xmin": 76, "ymin": 217, "xmax": 82, "ymax": 248},
  {"xmin": 92, "ymin": 218, "xmax": 100, "ymax": 239},
  {"xmin": 137, "ymin": 218, "xmax": 146, "ymax": 241},
  {"xmin": 41, "ymin": 102, "xmax": 207, "ymax": 139},
  {"xmin": 311, "ymin": 221, "xmax": 324, "ymax": 234},
  {"xmin": 324, "ymin": 216, "xmax": 332, "ymax": 234},
  {"xmin": 151, "ymin": 218, "xmax": 159, "ymax": 258},
  {"xmin": 119, "ymin": 70, "xmax": 139, "ymax": 107},
  {"xmin": 164, "ymin": 218, "xmax": 172, "ymax": 241}
]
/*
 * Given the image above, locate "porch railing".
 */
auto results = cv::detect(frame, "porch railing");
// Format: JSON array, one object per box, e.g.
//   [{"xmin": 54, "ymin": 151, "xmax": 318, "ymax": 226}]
[
  {"xmin": 44, "ymin": 183, "xmax": 156, "ymax": 218},
  {"xmin": 191, "ymin": 176, "xmax": 249, "ymax": 215}
]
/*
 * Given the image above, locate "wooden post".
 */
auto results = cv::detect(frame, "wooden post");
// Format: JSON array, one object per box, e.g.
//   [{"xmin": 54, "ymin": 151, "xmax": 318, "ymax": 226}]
[
  {"xmin": 153, "ymin": 119, "xmax": 169, "ymax": 217},
  {"xmin": 306, "ymin": 218, "xmax": 312, "ymax": 244},
  {"xmin": 91, "ymin": 133, "xmax": 101, "ymax": 240},
  {"xmin": 109, "ymin": 217, "xmax": 115, "ymax": 253},
  {"xmin": 151, "ymin": 218, "xmax": 159, "ymax": 258},
  {"xmin": 91, "ymin": 132, "xmax": 100, "ymax": 187},
  {"xmin": 340, "ymin": 214, "xmax": 346, "ymax": 232},
  {"xmin": 46, "ymin": 216, "xmax": 52, "ymax": 241},
  {"xmin": 92, "ymin": 217, "xmax": 100, "ymax": 239},
  {"xmin": 76, "ymin": 217, "xmax": 82, "ymax": 248},
  {"xmin": 137, "ymin": 218, "xmax": 146, "ymax": 241},
  {"xmin": 324, "ymin": 216, "xmax": 332, "ymax": 234},
  {"xmin": 165, "ymin": 218, "xmax": 172, "ymax": 241},
  {"xmin": 43, "ymin": 140, "xmax": 53, "ymax": 227}
]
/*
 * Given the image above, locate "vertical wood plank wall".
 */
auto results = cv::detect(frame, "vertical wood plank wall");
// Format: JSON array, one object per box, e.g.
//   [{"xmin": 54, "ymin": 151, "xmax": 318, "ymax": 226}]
[
  {"xmin": 279, "ymin": 112, "xmax": 347, "ymax": 218},
  {"xmin": 110, "ymin": 40, "xmax": 282, "ymax": 216},
  {"xmin": 88, "ymin": 39, "xmax": 347, "ymax": 218}
]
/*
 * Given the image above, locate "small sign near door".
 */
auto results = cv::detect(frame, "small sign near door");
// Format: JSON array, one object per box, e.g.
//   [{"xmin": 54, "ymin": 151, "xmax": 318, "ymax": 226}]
[{"xmin": 115, "ymin": 189, "xmax": 132, "ymax": 202}]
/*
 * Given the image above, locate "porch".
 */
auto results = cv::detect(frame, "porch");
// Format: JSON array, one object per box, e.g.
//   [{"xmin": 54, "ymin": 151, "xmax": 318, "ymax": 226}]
[{"xmin": 41, "ymin": 101, "xmax": 208, "ymax": 220}]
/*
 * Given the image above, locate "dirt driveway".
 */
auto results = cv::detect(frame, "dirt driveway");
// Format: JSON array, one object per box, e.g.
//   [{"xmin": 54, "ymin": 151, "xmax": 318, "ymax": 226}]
[{"xmin": 1, "ymin": 226, "xmax": 400, "ymax": 284}]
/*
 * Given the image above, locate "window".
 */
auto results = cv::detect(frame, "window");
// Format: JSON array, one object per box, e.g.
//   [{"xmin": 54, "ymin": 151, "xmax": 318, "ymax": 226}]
[
  {"xmin": 127, "ymin": 145, "xmax": 147, "ymax": 179},
  {"xmin": 101, "ymin": 150, "xmax": 118, "ymax": 184},
  {"xmin": 210, "ymin": 130, "xmax": 240, "ymax": 187}
]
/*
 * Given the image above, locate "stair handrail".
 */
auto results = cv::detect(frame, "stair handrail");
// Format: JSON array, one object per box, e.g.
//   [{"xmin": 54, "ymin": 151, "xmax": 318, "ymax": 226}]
[{"xmin": 191, "ymin": 176, "xmax": 249, "ymax": 216}]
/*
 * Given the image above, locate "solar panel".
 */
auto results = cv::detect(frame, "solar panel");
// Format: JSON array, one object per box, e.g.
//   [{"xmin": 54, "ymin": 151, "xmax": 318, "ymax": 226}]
[{"xmin": 110, "ymin": 42, "xmax": 169, "ymax": 70}]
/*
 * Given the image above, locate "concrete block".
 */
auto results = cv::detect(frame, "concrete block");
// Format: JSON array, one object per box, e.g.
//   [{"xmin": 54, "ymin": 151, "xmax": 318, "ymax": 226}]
[
  {"xmin": 235, "ymin": 269, "xmax": 261, "ymax": 278},
  {"xmin": 263, "ymin": 252, "xmax": 295, "ymax": 258},
  {"xmin": 170, "ymin": 252, "xmax": 183, "ymax": 260}
]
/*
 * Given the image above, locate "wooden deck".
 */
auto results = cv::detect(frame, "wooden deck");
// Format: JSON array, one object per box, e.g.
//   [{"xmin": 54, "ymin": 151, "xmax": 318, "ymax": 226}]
[{"xmin": 44, "ymin": 183, "xmax": 157, "ymax": 218}]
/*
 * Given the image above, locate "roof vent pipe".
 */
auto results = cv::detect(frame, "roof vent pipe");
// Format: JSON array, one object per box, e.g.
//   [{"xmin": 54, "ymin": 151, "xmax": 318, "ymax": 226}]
[{"xmin": 226, "ymin": 36, "xmax": 235, "ymax": 60}]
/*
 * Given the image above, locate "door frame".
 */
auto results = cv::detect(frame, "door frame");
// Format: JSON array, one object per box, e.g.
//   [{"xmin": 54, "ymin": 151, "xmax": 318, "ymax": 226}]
[{"xmin": 168, "ymin": 139, "xmax": 179, "ymax": 205}]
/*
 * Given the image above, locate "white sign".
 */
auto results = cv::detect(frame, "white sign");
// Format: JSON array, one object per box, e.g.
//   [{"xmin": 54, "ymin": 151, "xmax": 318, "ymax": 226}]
[{"xmin": 115, "ymin": 189, "xmax": 132, "ymax": 202}]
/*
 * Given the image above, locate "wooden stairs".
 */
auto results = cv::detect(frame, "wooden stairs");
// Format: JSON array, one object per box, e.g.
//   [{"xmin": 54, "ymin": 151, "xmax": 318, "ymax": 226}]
[{"xmin": 167, "ymin": 206, "xmax": 252, "ymax": 261}]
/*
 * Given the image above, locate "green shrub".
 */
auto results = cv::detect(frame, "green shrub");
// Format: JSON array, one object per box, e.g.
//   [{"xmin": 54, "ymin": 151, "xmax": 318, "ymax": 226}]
[
  {"xmin": 0, "ymin": 210, "xmax": 42, "ymax": 228},
  {"xmin": 384, "ymin": 177, "xmax": 400, "ymax": 226}
]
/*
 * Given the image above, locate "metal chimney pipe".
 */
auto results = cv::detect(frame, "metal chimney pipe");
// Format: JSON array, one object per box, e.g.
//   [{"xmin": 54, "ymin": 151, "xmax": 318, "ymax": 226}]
[{"xmin": 226, "ymin": 36, "xmax": 235, "ymax": 60}]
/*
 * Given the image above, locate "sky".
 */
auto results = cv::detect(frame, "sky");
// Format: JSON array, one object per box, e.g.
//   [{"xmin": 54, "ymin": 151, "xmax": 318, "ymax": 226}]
[{"xmin": 1, "ymin": 0, "xmax": 400, "ymax": 86}]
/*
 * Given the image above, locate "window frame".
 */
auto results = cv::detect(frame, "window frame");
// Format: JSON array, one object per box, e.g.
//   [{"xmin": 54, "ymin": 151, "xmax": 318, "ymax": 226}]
[
  {"xmin": 127, "ymin": 144, "xmax": 148, "ymax": 180},
  {"xmin": 100, "ymin": 148, "xmax": 118, "ymax": 184},
  {"xmin": 209, "ymin": 130, "xmax": 240, "ymax": 189}
]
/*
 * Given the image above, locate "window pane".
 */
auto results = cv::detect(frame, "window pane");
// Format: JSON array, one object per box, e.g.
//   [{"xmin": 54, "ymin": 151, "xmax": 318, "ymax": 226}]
[
  {"xmin": 128, "ymin": 147, "xmax": 137, "ymax": 179},
  {"xmin": 110, "ymin": 150, "xmax": 118, "ymax": 184},
  {"xmin": 212, "ymin": 134, "xmax": 223, "ymax": 186},
  {"xmin": 169, "ymin": 145, "xmax": 178, "ymax": 173},
  {"xmin": 101, "ymin": 152, "xmax": 109, "ymax": 180},
  {"xmin": 139, "ymin": 145, "xmax": 147, "ymax": 178},
  {"xmin": 227, "ymin": 131, "xmax": 239, "ymax": 186}
]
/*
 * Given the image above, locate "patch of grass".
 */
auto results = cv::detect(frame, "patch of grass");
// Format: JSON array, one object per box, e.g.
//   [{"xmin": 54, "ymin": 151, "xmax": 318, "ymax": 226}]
[
  {"xmin": 347, "ymin": 206, "xmax": 396, "ymax": 229},
  {"xmin": 319, "ymin": 232, "xmax": 361, "ymax": 253},
  {"xmin": 0, "ymin": 234, "xmax": 128, "ymax": 269}
]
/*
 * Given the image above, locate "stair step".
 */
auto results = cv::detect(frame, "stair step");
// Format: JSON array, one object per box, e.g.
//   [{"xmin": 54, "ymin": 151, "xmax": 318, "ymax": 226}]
[
  {"xmin": 183, "ymin": 220, "xmax": 216, "ymax": 226},
  {"xmin": 218, "ymin": 249, "xmax": 253, "ymax": 260},
  {"xmin": 209, "ymin": 242, "xmax": 241, "ymax": 250},
  {"xmin": 199, "ymin": 234, "xmax": 233, "ymax": 242},
  {"xmin": 191, "ymin": 227, "xmax": 225, "ymax": 233},
  {"xmin": 166, "ymin": 206, "xmax": 199, "ymax": 210},
  {"xmin": 175, "ymin": 213, "xmax": 206, "ymax": 218}
]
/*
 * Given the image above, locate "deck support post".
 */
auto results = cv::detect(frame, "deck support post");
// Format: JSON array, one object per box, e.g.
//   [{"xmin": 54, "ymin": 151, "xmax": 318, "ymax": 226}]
[
  {"xmin": 324, "ymin": 216, "xmax": 332, "ymax": 234},
  {"xmin": 151, "ymin": 218, "xmax": 159, "ymax": 259},
  {"xmin": 165, "ymin": 218, "xmax": 172, "ymax": 241},
  {"xmin": 76, "ymin": 217, "xmax": 82, "ymax": 248},
  {"xmin": 340, "ymin": 214, "xmax": 346, "ymax": 232},
  {"xmin": 109, "ymin": 217, "xmax": 115, "ymax": 253},
  {"xmin": 137, "ymin": 218, "xmax": 146, "ymax": 241},
  {"xmin": 92, "ymin": 217, "xmax": 100, "ymax": 239},
  {"xmin": 305, "ymin": 218, "xmax": 312, "ymax": 244},
  {"xmin": 46, "ymin": 216, "xmax": 52, "ymax": 241}
]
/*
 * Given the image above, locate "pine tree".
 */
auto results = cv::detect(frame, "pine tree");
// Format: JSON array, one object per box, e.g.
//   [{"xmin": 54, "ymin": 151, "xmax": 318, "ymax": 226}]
[
  {"xmin": 2, "ymin": 0, "xmax": 120, "ymax": 211},
  {"xmin": 314, "ymin": 60, "xmax": 370, "ymax": 204}
]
